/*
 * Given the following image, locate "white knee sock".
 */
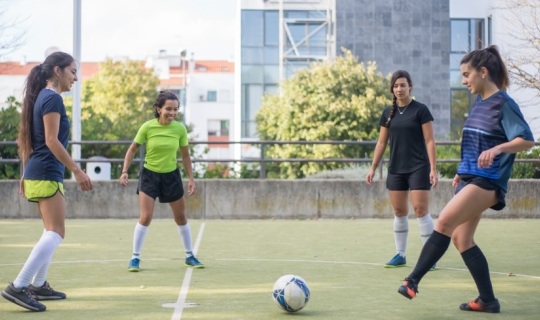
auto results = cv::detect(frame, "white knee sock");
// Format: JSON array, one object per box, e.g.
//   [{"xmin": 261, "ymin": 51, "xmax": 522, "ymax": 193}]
[
  {"xmin": 132, "ymin": 223, "xmax": 148, "ymax": 259},
  {"xmin": 13, "ymin": 231, "xmax": 63, "ymax": 289},
  {"xmin": 178, "ymin": 224, "xmax": 193, "ymax": 257},
  {"xmin": 31, "ymin": 255, "xmax": 52, "ymax": 287},
  {"xmin": 393, "ymin": 216, "xmax": 408, "ymax": 257},
  {"xmin": 417, "ymin": 213, "xmax": 434, "ymax": 246}
]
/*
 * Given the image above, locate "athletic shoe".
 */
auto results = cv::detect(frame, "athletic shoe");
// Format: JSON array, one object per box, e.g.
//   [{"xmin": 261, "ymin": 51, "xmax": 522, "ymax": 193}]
[
  {"xmin": 430, "ymin": 264, "xmax": 437, "ymax": 271},
  {"xmin": 397, "ymin": 277, "xmax": 418, "ymax": 300},
  {"xmin": 459, "ymin": 297, "xmax": 500, "ymax": 313},
  {"xmin": 128, "ymin": 258, "xmax": 140, "ymax": 272},
  {"xmin": 28, "ymin": 281, "xmax": 66, "ymax": 300},
  {"xmin": 1, "ymin": 282, "xmax": 46, "ymax": 312},
  {"xmin": 384, "ymin": 254, "xmax": 406, "ymax": 268},
  {"xmin": 185, "ymin": 255, "xmax": 204, "ymax": 269}
]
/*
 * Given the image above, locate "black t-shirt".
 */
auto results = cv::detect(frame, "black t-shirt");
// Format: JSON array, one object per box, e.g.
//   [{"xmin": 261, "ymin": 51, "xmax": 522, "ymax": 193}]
[{"xmin": 378, "ymin": 100, "xmax": 434, "ymax": 174}]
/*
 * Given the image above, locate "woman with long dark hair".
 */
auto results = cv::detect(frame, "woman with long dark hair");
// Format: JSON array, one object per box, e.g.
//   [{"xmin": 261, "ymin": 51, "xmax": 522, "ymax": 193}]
[
  {"xmin": 366, "ymin": 70, "xmax": 438, "ymax": 269},
  {"xmin": 397, "ymin": 45, "xmax": 534, "ymax": 314},
  {"xmin": 1, "ymin": 51, "xmax": 93, "ymax": 312}
]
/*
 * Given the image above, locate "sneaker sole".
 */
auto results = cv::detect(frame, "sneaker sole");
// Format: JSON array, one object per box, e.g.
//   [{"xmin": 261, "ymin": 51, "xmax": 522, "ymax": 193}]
[
  {"xmin": 184, "ymin": 264, "xmax": 205, "ymax": 269},
  {"xmin": 1, "ymin": 291, "xmax": 46, "ymax": 312},
  {"xmin": 33, "ymin": 295, "xmax": 65, "ymax": 301},
  {"xmin": 384, "ymin": 264, "xmax": 406, "ymax": 268},
  {"xmin": 128, "ymin": 268, "xmax": 140, "ymax": 272}
]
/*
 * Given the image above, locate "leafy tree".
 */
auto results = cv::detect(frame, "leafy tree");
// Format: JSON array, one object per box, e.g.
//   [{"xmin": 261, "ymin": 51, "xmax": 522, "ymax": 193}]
[
  {"xmin": 63, "ymin": 59, "xmax": 160, "ymax": 176},
  {"xmin": 0, "ymin": 96, "xmax": 21, "ymax": 178},
  {"xmin": 256, "ymin": 49, "xmax": 391, "ymax": 178}
]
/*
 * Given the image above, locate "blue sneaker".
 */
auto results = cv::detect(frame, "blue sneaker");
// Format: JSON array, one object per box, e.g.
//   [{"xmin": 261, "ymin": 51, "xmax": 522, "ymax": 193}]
[
  {"xmin": 185, "ymin": 255, "xmax": 204, "ymax": 269},
  {"xmin": 128, "ymin": 258, "xmax": 140, "ymax": 272},
  {"xmin": 385, "ymin": 254, "xmax": 406, "ymax": 268}
]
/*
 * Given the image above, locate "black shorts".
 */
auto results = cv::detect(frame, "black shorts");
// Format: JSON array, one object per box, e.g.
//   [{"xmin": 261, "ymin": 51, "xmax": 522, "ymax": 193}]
[
  {"xmin": 386, "ymin": 165, "xmax": 431, "ymax": 191},
  {"xmin": 137, "ymin": 167, "xmax": 184, "ymax": 203},
  {"xmin": 455, "ymin": 174, "xmax": 506, "ymax": 211}
]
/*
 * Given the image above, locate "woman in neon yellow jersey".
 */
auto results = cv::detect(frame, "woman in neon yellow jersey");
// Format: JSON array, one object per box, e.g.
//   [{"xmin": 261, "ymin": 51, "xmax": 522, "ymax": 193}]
[{"xmin": 120, "ymin": 90, "xmax": 203, "ymax": 271}]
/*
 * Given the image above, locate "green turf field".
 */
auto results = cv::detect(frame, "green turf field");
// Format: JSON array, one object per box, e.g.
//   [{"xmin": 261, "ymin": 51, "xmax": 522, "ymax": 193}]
[{"xmin": 0, "ymin": 219, "xmax": 539, "ymax": 319}]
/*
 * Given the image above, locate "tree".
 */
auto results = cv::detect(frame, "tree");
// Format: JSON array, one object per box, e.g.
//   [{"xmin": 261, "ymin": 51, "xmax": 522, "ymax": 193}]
[
  {"xmin": 497, "ymin": 0, "xmax": 540, "ymax": 96},
  {"xmin": 67, "ymin": 59, "xmax": 160, "ymax": 174},
  {"xmin": 256, "ymin": 49, "xmax": 391, "ymax": 178},
  {"xmin": 0, "ymin": 2, "xmax": 25, "ymax": 59},
  {"xmin": 0, "ymin": 96, "xmax": 21, "ymax": 178}
]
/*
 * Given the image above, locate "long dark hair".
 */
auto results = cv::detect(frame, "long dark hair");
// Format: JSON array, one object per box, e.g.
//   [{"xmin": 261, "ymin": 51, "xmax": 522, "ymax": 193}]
[
  {"xmin": 18, "ymin": 51, "xmax": 75, "ymax": 165},
  {"xmin": 460, "ymin": 45, "xmax": 509, "ymax": 90},
  {"xmin": 153, "ymin": 90, "xmax": 179, "ymax": 118},
  {"xmin": 383, "ymin": 70, "xmax": 413, "ymax": 128}
]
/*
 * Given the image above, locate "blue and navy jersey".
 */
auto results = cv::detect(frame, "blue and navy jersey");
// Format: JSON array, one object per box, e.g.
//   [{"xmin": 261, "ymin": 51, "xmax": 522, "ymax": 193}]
[{"xmin": 457, "ymin": 91, "xmax": 534, "ymax": 192}]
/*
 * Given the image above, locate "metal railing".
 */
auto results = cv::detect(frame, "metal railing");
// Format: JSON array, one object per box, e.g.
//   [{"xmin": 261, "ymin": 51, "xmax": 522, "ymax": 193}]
[{"xmin": 1, "ymin": 140, "xmax": 539, "ymax": 179}]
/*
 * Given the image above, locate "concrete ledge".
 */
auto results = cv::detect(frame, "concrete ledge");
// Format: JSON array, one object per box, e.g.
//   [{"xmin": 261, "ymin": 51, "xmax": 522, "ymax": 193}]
[{"xmin": 1, "ymin": 180, "xmax": 539, "ymax": 219}]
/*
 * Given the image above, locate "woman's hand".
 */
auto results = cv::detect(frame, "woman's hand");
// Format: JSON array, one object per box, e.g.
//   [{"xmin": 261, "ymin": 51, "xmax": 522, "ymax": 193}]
[
  {"xmin": 187, "ymin": 178, "xmax": 196, "ymax": 196},
  {"xmin": 119, "ymin": 172, "xmax": 129, "ymax": 187},
  {"xmin": 73, "ymin": 168, "xmax": 93, "ymax": 191},
  {"xmin": 452, "ymin": 174, "xmax": 461, "ymax": 188}
]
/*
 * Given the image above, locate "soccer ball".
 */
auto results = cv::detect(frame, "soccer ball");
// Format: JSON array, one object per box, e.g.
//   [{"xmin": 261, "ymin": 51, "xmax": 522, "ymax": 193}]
[{"xmin": 272, "ymin": 274, "xmax": 310, "ymax": 312}]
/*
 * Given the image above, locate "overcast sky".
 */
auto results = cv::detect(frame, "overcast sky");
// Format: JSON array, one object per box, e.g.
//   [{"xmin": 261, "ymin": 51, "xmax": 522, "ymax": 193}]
[{"xmin": 1, "ymin": 0, "xmax": 237, "ymax": 62}]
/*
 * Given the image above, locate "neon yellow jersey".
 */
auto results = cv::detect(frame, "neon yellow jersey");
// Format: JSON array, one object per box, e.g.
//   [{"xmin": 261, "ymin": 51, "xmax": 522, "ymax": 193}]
[{"xmin": 133, "ymin": 118, "xmax": 188, "ymax": 173}]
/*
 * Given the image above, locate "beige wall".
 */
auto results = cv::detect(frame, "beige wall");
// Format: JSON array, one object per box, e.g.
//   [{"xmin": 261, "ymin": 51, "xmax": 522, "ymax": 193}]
[{"xmin": 1, "ymin": 180, "xmax": 539, "ymax": 219}]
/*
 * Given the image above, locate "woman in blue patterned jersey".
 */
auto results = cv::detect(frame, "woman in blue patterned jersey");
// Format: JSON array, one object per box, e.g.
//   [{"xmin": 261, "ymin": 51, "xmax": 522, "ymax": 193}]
[{"xmin": 397, "ymin": 45, "xmax": 535, "ymax": 314}]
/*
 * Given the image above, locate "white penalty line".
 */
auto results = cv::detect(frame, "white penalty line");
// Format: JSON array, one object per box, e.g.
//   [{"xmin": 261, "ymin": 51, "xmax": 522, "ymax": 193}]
[
  {"xmin": 171, "ymin": 222, "xmax": 206, "ymax": 320},
  {"xmin": 217, "ymin": 258, "xmax": 540, "ymax": 280}
]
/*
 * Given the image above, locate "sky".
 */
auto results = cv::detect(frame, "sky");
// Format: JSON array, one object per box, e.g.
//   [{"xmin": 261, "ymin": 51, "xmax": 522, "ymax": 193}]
[{"xmin": 1, "ymin": 0, "xmax": 237, "ymax": 62}]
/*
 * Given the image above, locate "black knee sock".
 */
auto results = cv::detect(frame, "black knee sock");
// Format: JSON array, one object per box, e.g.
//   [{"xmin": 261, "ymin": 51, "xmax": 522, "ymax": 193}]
[
  {"xmin": 461, "ymin": 245, "xmax": 496, "ymax": 303},
  {"xmin": 409, "ymin": 231, "xmax": 451, "ymax": 284}
]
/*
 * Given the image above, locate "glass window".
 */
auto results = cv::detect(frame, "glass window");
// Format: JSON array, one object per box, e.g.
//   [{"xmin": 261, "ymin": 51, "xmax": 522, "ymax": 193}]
[
  {"xmin": 451, "ymin": 20, "xmax": 469, "ymax": 52},
  {"xmin": 208, "ymin": 119, "xmax": 229, "ymax": 137},
  {"xmin": 265, "ymin": 11, "xmax": 279, "ymax": 46},
  {"xmin": 450, "ymin": 89, "xmax": 472, "ymax": 139},
  {"xmin": 207, "ymin": 91, "xmax": 217, "ymax": 102},
  {"xmin": 263, "ymin": 47, "xmax": 279, "ymax": 65},
  {"xmin": 450, "ymin": 53, "xmax": 463, "ymax": 70},
  {"xmin": 264, "ymin": 84, "xmax": 279, "ymax": 95},
  {"xmin": 472, "ymin": 19, "xmax": 484, "ymax": 50},
  {"xmin": 242, "ymin": 47, "xmax": 264, "ymax": 64},
  {"xmin": 264, "ymin": 65, "xmax": 280, "ymax": 83},
  {"xmin": 242, "ymin": 11, "xmax": 263, "ymax": 47},
  {"xmin": 450, "ymin": 70, "xmax": 463, "ymax": 87},
  {"xmin": 242, "ymin": 65, "xmax": 264, "ymax": 84}
]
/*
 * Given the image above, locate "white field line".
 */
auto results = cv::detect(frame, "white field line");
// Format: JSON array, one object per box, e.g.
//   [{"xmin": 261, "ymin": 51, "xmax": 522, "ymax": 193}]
[
  {"xmin": 171, "ymin": 222, "xmax": 206, "ymax": 320},
  {"xmin": 217, "ymin": 258, "xmax": 540, "ymax": 280}
]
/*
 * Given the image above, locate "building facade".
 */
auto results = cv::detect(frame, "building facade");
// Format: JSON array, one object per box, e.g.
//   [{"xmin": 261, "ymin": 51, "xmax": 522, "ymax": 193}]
[{"xmin": 238, "ymin": 0, "xmax": 539, "ymax": 153}]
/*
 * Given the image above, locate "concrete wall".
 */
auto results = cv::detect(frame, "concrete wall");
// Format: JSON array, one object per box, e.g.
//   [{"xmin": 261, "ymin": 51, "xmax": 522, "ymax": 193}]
[{"xmin": 1, "ymin": 180, "xmax": 539, "ymax": 219}]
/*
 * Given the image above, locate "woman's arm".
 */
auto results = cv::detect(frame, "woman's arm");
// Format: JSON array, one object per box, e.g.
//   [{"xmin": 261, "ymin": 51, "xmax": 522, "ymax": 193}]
[
  {"xmin": 422, "ymin": 121, "xmax": 438, "ymax": 188},
  {"xmin": 119, "ymin": 141, "xmax": 139, "ymax": 187},
  {"xmin": 478, "ymin": 137, "xmax": 535, "ymax": 168},
  {"xmin": 179, "ymin": 146, "xmax": 196, "ymax": 195},
  {"xmin": 366, "ymin": 126, "xmax": 389, "ymax": 185},
  {"xmin": 43, "ymin": 113, "xmax": 92, "ymax": 191}
]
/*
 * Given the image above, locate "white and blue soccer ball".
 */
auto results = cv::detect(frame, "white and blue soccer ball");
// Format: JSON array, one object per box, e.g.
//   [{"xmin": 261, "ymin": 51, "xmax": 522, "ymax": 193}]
[{"xmin": 272, "ymin": 274, "xmax": 310, "ymax": 312}]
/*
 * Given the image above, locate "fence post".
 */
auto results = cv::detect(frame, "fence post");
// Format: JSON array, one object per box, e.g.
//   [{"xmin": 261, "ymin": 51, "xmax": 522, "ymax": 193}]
[{"xmin": 260, "ymin": 143, "xmax": 266, "ymax": 179}]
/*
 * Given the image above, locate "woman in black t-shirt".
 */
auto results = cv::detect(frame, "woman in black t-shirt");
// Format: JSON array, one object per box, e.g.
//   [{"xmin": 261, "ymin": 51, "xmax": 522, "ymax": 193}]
[{"xmin": 366, "ymin": 70, "xmax": 438, "ymax": 269}]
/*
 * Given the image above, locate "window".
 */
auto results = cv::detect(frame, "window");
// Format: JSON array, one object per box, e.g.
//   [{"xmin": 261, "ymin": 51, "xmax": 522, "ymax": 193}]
[
  {"xmin": 208, "ymin": 120, "xmax": 229, "ymax": 137},
  {"xmin": 450, "ymin": 18, "xmax": 487, "ymax": 139},
  {"xmin": 207, "ymin": 91, "xmax": 217, "ymax": 102}
]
